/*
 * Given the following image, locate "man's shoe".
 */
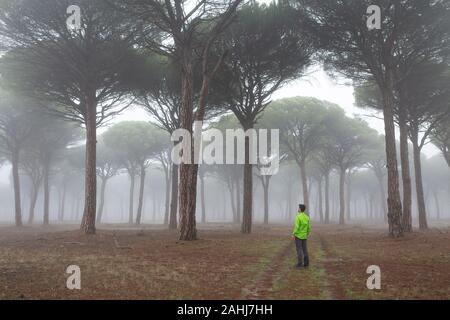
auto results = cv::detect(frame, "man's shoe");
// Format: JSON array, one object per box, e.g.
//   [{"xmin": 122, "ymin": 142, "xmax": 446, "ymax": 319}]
[{"xmin": 295, "ymin": 264, "xmax": 303, "ymax": 269}]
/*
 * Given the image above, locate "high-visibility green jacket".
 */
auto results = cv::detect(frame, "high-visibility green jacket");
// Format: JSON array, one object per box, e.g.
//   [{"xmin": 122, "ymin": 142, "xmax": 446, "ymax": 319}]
[{"xmin": 292, "ymin": 212, "xmax": 311, "ymax": 240}]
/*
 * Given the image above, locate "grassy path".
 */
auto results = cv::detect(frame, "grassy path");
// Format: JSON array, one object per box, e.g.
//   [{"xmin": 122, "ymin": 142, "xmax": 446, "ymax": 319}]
[{"xmin": 242, "ymin": 233, "xmax": 336, "ymax": 299}]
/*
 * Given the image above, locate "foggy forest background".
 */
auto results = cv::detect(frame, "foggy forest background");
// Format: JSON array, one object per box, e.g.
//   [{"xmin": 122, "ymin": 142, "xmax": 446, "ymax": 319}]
[{"xmin": 0, "ymin": 0, "xmax": 449, "ymax": 238}]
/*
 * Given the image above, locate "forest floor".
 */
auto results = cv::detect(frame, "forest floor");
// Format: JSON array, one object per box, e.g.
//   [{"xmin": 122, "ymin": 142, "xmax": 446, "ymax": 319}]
[{"xmin": 0, "ymin": 222, "xmax": 449, "ymax": 299}]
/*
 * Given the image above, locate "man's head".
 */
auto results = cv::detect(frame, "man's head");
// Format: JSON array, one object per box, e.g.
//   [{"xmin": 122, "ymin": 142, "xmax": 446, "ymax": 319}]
[{"xmin": 299, "ymin": 204, "xmax": 306, "ymax": 213}]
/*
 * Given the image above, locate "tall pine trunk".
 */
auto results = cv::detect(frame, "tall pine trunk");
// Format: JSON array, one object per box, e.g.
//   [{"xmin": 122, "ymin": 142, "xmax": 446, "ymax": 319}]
[
  {"xmin": 299, "ymin": 159, "xmax": 309, "ymax": 210},
  {"xmin": 81, "ymin": 95, "xmax": 97, "ymax": 234},
  {"xmin": 163, "ymin": 165, "xmax": 170, "ymax": 225},
  {"xmin": 12, "ymin": 150, "xmax": 22, "ymax": 226},
  {"xmin": 381, "ymin": 79, "xmax": 403, "ymax": 237},
  {"xmin": 399, "ymin": 112, "xmax": 412, "ymax": 232},
  {"xmin": 241, "ymin": 128, "xmax": 253, "ymax": 234},
  {"xmin": 128, "ymin": 173, "xmax": 135, "ymax": 224},
  {"xmin": 339, "ymin": 167, "xmax": 346, "ymax": 225},
  {"xmin": 412, "ymin": 136, "xmax": 428, "ymax": 230},
  {"xmin": 96, "ymin": 177, "xmax": 107, "ymax": 223},
  {"xmin": 346, "ymin": 174, "xmax": 351, "ymax": 221},
  {"xmin": 262, "ymin": 179, "xmax": 269, "ymax": 224},
  {"xmin": 179, "ymin": 61, "xmax": 196, "ymax": 240},
  {"xmin": 200, "ymin": 173, "xmax": 206, "ymax": 224},
  {"xmin": 318, "ymin": 177, "xmax": 324, "ymax": 222},
  {"xmin": 135, "ymin": 164, "xmax": 146, "ymax": 225},
  {"xmin": 60, "ymin": 181, "xmax": 66, "ymax": 222},
  {"xmin": 235, "ymin": 175, "xmax": 242, "ymax": 223},
  {"xmin": 169, "ymin": 162, "xmax": 179, "ymax": 229},
  {"xmin": 43, "ymin": 160, "xmax": 50, "ymax": 225},
  {"xmin": 28, "ymin": 182, "xmax": 39, "ymax": 224},
  {"xmin": 228, "ymin": 180, "xmax": 237, "ymax": 222},
  {"xmin": 324, "ymin": 172, "xmax": 330, "ymax": 224}
]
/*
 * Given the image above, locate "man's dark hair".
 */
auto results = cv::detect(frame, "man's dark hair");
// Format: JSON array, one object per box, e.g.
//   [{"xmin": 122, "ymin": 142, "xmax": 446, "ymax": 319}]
[{"xmin": 299, "ymin": 204, "xmax": 306, "ymax": 212}]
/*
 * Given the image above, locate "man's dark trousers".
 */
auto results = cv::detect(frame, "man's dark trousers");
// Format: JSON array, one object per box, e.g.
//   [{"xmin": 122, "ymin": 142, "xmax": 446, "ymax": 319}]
[{"xmin": 295, "ymin": 237, "xmax": 309, "ymax": 267}]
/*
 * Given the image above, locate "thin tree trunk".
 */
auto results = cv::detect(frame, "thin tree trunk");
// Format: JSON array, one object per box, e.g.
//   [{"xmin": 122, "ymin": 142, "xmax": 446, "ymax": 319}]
[
  {"xmin": 346, "ymin": 174, "xmax": 351, "ymax": 221},
  {"xmin": 318, "ymin": 177, "xmax": 324, "ymax": 222},
  {"xmin": 81, "ymin": 95, "xmax": 97, "ymax": 234},
  {"xmin": 163, "ymin": 164, "xmax": 170, "ymax": 225},
  {"xmin": 200, "ymin": 172, "xmax": 206, "ymax": 224},
  {"xmin": 43, "ymin": 160, "xmax": 50, "ymax": 225},
  {"xmin": 299, "ymin": 159, "xmax": 309, "ymax": 210},
  {"xmin": 370, "ymin": 194, "xmax": 374, "ymax": 220},
  {"xmin": 286, "ymin": 184, "xmax": 292, "ymax": 222},
  {"xmin": 324, "ymin": 172, "xmax": 330, "ymax": 224},
  {"xmin": 228, "ymin": 180, "xmax": 237, "ymax": 222},
  {"xmin": 12, "ymin": 150, "xmax": 22, "ymax": 226},
  {"xmin": 399, "ymin": 113, "xmax": 412, "ymax": 232},
  {"xmin": 376, "ymin": 174, "xmax": 387, "ymax": 222},
  {"xmin": 263, "ymin": 179, "xmax": 269, "ymax": 224},
  {"xmin": 339, "ymin": 167, "xmax": 346, "ymax": 225},
  {"xmin": 28, "ymin": 182, "xmax": 39, "ymax": 224},
  {"xmin": 169, "ymin": 162, "xmax": 179, "ymax": 229},
  {"xmin": 236, "ymin": 174, "xmax": 242, "ymax": 223},
  {"xmin": 381, "ymin": 79, "xmax": 403, "ymax": 237},
  {"xmin": 96, "ymin": 177, "xmax": 107, "ymax": 224},
  {"xmin": 128, "ymin": 173, "xmax": 135, "ymax": 224},
  {"xmin": 433, "ymin": 190, "xmax": 440, "ymax": 220},
  {"xmin": 60, "ymin": 181, "xmax": 66, "ymax": 222},
  {"xmin": 57, "ymin": 189, "xmax": 62, "ymax": 221},
  {"xmin": 412, "ymin": 138, "xmax": 428, "ymax": 230},
  {"xmin": 136, "ymin": 164, "xmax": 146, "ymax": 225},
  {"xmin": 364, "ymin": 193, "xmax": 369, "ymax": 220}
]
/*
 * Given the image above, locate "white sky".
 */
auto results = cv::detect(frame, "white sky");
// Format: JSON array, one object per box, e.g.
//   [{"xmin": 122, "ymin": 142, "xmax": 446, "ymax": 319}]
[{"xmin": 113, "ymin": 66, "xmax": 440, "ymax": 156}]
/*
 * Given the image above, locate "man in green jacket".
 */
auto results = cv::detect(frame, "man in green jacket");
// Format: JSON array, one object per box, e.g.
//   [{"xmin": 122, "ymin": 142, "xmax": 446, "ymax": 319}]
[{"xmin": 292, "ymin": 204, "xmax": 311, "ymax": 268}]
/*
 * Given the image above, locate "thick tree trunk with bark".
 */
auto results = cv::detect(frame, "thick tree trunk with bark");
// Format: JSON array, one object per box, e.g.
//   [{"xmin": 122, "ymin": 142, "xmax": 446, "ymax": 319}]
[
  {"xmin": 12, "ymin": 150, "xmax": 22, "ymax": 226},
  {"xmin": 324, "ymin": 172, "xmax": 330, "ymax": 224},
  {"xmin": 43, "ymin": 160, "xmax": 50, "ymax": 225},
  {"xmin": 169, "ymin": 162, "xmax": 179, "ymax": 229},
  {"xmin": 399, "ymin": 112, "xmax": 412, "ymax": 232},
  {"xmin": 80, "ymin": 95, "xmax": 97, "ymax": 234},
  {"xmin": 339, "ymin": 167, "xmax": 346, "ymax": 225},
  {"xmin": 135, "ymin": 164, "xmax": 146, "ymax": 225},
  {"xmin": 96, "ymin": 177, "xmax": 107, "ymax": 223},
  {"xmin": 179, "ymin": 61, "xmax": 196, "ymax": 240},
  {"xmin": 412, "ymin": 137, "xmax": 428, "ymax": 230},
  {"xmin": 381, "ymin": 81, "xmax": 403, "ymax": 237}
]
